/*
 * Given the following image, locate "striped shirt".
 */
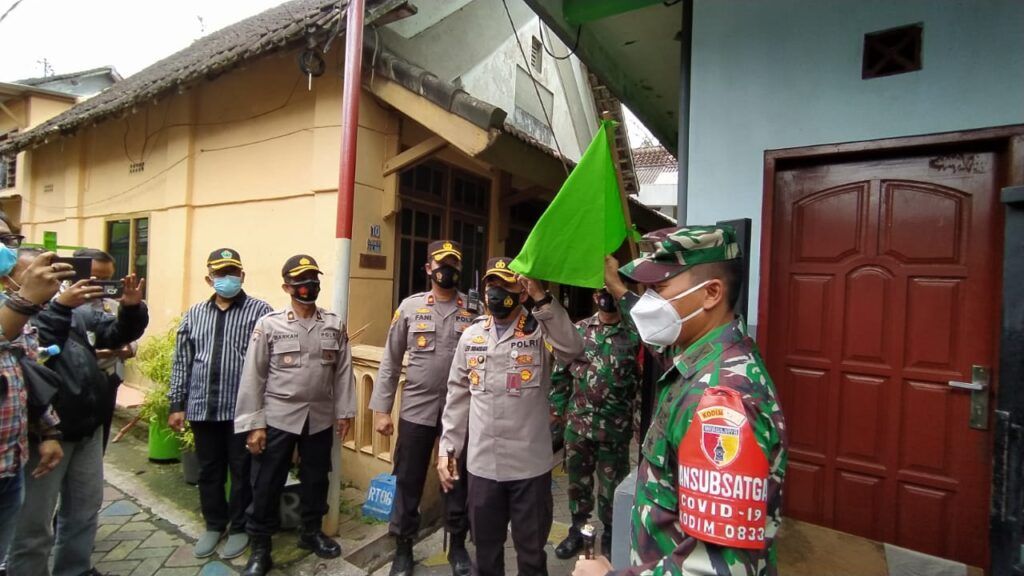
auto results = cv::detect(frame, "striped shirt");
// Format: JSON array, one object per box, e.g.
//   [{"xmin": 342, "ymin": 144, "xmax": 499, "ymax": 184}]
[{"xmin": 169, "ymin": 291, "xmax": 273, "ymax": 422}]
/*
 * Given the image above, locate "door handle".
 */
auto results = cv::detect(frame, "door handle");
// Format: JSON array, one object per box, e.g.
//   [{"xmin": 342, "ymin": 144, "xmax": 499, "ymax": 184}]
[{"xmin": 948, "ymin": 365, "xmax": 990, "ymax": 430}]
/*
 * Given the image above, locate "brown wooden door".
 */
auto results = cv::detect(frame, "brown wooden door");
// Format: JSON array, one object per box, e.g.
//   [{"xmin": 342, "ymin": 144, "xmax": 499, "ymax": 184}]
[{"xmin": 767, "ymin": 147, "xmax": 1001, "ymax": 568}]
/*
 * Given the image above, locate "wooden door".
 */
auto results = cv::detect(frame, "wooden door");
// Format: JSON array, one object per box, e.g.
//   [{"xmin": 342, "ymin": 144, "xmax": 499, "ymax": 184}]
[{"xmin": 767, "ymin": 147, "xmax": 1001, "ymax": 568}]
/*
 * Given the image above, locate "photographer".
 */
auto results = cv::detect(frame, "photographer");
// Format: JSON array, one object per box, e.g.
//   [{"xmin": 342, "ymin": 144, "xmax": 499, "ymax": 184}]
[
  {"xmin": 0, "ymin": 223, "xmax": 73, "ymax": 563},
  {"xmin": 8, "ymin": 260, "xmax": 148, "ymax": 576}
]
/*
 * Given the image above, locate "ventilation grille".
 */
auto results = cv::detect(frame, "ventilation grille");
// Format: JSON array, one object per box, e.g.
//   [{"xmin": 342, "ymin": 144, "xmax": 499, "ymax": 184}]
[{"xmin": 863, "ymin": 24, "xmax": 923, "ymax": 79}]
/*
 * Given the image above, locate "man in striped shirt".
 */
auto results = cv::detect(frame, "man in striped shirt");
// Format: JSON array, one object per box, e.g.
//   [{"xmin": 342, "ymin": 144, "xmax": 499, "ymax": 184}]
[{"xmin": 168, "ymin": 248, "xmax": 273, "ymax": 560}]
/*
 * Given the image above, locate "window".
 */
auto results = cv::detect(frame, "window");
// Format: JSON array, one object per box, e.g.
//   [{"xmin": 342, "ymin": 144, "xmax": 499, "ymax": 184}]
[
  {"xmin": 396, "ymin": 163, "xmax": 490, "ymax": 304},
  {"xmin": 530, "ymin": 36, "xmax": 543, "ymax": 73},
  {"xmin": 106, "ymin": 217, "xmax": 149, "ymax": 296},
  {"xmin": 863, "ymin": 24, "xmax": 923, "ymax": 79}
]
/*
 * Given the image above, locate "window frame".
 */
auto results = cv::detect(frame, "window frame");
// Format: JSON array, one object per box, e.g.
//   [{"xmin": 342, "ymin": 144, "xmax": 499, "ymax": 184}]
[{"xmin": 104, "ymin": 213, "xmax": 150, "ymax": 296}]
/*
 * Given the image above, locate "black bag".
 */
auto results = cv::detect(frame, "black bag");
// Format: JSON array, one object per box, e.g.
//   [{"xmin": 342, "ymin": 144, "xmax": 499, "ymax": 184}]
[{"xmin": 20, "ymin": 356, "xmax": 62, "ymax": 421}]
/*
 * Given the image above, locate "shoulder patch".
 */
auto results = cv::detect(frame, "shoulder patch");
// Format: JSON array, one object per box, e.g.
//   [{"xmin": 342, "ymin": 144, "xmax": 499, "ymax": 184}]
[{"xmin": 392, "ymin": 309, "xmax": 401, "ymax": 324}]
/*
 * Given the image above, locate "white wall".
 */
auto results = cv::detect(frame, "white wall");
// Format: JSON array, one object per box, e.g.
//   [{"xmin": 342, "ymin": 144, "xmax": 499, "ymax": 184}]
[
  {"xmin": 382, "ymin": 0, "xmax": 596, "ymax": 160},
  {"xmin": 687, "ymin": 0, "xmax": 1024, "ymax": 323}
]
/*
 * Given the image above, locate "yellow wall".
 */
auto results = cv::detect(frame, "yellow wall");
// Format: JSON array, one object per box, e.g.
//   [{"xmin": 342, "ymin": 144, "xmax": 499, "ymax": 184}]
[{"xmin": 19, "ymin": 48, "xmax": 401, "ymax": 347}]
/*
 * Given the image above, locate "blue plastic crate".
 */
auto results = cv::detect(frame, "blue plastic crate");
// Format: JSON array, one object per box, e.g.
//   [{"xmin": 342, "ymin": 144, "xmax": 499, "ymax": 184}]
[{"xmin": 362, "ymin": 473, "xmax": 396, "ymax": 521}]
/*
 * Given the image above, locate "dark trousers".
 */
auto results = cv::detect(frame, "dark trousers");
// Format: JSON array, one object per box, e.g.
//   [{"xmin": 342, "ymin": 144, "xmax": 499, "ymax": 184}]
[
  {"xmin": 247, "ymin": 422, "xmax": 332, "ymax": 537},
  {"xmin": 468, "ymin": 472, "xmax": 552, "ymax": 576},
  {"xmin": 191, "ymin": 420, "xmax": 252, "ymax": 533},
  {"xmin": 389, "ymin": 418, "xmax": 469, "ymax": 539}
]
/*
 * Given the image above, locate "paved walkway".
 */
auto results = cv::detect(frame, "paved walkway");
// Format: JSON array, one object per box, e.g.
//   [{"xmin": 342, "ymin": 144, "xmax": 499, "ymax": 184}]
[{"xmin": 95, "ymin": 485, "xmax": 238, "ymax": 576}]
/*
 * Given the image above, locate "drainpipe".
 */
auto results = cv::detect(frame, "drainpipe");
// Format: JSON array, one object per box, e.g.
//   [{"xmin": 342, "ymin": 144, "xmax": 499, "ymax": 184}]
[
  {"xmin": 677, "ymin": 0, "xmax": 692, "ymax": 224},
  {"xmin": 326, "ymin": 0, "xmax": 365, "ymax": 537}
]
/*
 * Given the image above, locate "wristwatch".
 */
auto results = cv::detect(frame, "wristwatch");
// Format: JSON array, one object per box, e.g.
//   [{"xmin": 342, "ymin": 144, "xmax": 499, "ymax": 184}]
[{"xmin": 532, "ymin": 292, "xmax": 554, "ymax": 310}]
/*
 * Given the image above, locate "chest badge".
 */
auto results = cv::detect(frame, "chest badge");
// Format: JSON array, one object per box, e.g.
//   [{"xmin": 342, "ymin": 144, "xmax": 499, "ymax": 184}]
[
  {"xmin": 283, "ymin": 356, "xmax": 294, "ymax": 365},
  {"xmin": 416, "ymin": 308, "xmax": 430, "ymax": 314},
  {"xmin": 515, "ymin": 354, "xmax": 534, "ymax": 365},
  {"xmin": 416, "ymin": 335, "xmax": 428, "ymax": 348},
  {"xmin": 519, "ymin": 368, "xmax": 534, "ymax": 383},
  {"xmin": 416, "ymin": 322, "xmax": 429, "ymax": 330},
  {"xmin": 472, "ymin": 335, "xmax": 486, "ymax": 344},
  {"xmin": 469, "ymin": 370, "xmax": 481, "ymax": 388}
]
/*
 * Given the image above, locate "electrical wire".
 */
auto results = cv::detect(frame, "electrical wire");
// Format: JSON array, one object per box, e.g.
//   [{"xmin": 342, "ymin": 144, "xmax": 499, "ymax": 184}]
[
  {"xmin": 500, "ymin": 0, "xmax": 570, "ymax": 177},
  {"xmin": 21, "ymin": 120, "xmax": 345, "ymax": 210},
  {"xmin": 538, "ymin": 22, "xmax": 581, "ymax": 61},
  {"xmin": 0, "ymin": 0, "xmax": 25, "ymax": 26},
  {"xmin": 119, "ymin": 76, "xmax": 303, "ymax": 165}
]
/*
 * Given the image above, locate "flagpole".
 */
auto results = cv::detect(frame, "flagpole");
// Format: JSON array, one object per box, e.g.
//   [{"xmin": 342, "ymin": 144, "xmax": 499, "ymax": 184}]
[{"xmin": 601, "ymin": 113, "xmax": 638, "ymax": 259}]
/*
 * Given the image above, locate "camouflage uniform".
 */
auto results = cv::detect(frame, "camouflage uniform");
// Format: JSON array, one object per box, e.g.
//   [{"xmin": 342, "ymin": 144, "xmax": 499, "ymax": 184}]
[
  {"xmin": 611, "ymin": 225, "xmax": 788, "ymax": 576},
  {"xmin": 550, "ymin": 313, "xmax": 640, "ymax": 526}
]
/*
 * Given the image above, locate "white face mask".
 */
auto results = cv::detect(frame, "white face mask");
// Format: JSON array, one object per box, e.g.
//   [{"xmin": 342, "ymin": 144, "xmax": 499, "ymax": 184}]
[{"xmin": 631, "ymin": 281, "xmax": 709, "ymax": 347}]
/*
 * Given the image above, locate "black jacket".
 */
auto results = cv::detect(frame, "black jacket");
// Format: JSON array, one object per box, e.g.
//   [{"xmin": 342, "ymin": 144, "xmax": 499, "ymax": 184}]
[{"xmin": 32, "ymin": 300, "xmax": 149, "ymax": 441}]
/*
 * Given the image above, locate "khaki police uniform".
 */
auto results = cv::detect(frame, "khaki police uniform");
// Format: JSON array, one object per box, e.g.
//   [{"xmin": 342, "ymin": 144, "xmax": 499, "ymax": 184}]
[
  {"xmin": 235, "ymin": 256, "xmax": 356, "ymax": 539},
  {"xmin": 369, "ymin": 288, "xmax": 475, "ymax": 540},
  {"xmin": 440, "ymin": 257, "xmax": 584, "ymax": 576}
]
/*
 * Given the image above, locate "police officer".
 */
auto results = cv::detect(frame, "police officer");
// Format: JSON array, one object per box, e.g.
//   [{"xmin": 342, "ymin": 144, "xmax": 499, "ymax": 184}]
[
  {"xmin": 551, "ymin": 288, "xmax": 641, "ymax": 559},
  {"xmin": 370, "ymin": 240, "xmax": 474, "ymax": 576},
  {"xmin": 235, "ymin": 255, "xmax": 356, "ymax": 576},
  {"xmin": 437, "ymin": 257, "xmax": 584, "ymax": 576},
  {"xmin": 572, "ymin": 225, "xmax": 788, "ymax": 576}
]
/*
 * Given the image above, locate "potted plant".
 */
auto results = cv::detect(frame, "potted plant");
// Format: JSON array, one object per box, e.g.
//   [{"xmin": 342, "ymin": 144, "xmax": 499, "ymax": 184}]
[{"xmin": 134, "ymin": 321, "xmax": 180, "ymax": 462}]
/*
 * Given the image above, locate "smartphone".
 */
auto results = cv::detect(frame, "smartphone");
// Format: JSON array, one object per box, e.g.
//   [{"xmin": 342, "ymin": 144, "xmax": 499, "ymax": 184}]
[
  {"xmin": 91, "ymin": 279, "xmax": 124, "ymax": 299},
  {"xmin": 51, "ymin": 257, "xmax": 93, "ymax": 282}
]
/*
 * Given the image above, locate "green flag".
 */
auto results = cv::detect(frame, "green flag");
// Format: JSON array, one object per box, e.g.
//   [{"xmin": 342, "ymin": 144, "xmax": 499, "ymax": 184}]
[{"xmin": 509, "ymin": 120, "xmax": 627, "ymax": 288}]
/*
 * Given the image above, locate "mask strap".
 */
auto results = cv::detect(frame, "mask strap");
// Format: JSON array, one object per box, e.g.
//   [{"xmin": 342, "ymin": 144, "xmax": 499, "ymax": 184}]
[{"xmin": 666, "ymin": 280, "xmax": 709, "ymax": 303}]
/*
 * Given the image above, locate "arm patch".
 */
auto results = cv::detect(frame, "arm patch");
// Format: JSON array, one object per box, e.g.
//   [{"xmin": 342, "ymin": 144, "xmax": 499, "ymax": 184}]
[{"xmin": 677, "ymin": 387, "xmax": 769, "ymax": 550}]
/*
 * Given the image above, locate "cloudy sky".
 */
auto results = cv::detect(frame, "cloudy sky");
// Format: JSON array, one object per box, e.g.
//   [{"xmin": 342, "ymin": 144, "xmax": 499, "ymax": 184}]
[{"xmin": 0, "ymin": 0, "xmax": 283, "ymax": 80}]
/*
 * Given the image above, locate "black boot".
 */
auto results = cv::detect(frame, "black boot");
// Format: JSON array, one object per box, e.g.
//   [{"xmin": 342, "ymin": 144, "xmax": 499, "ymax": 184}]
[
  {"xmin": 243, "ymin": 536, "xmax": 273, "ymax": 576},
  {"xmin": 389, "ymin": 536, "xmax": 414, "ymax": 576},
  {"xmin": 601, "ymin": 527, "xmax": 613, "ymax": 557},
  {"xmin": 299, "ymin": 530, "xmax": 342, "ymax": 559},
  {"xmin": 447, "ymin": 532, "xmax": 471, "ymax": 576},
  {"xmin": 555, "ymin": 516, "xmax": 587, "ymax": 560}
]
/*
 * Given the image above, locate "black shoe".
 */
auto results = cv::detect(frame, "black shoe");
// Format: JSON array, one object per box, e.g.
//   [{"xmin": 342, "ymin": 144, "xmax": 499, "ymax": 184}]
[
  {"xmin": 601, "ymin": 528, "xmax": 613, "ymax": 557},
  {"xmin": 243, "ymin": 538, "xmax": 273, "ymax": 576},
  {"xmin": 299, "ymin": 531, "xmax": 342, "ymax": 559},
  {"xmin": 448, "ymin": 534, "xmax": 471, "ymax": 576},
  {"xmin": 390, "ymin": 537, "xmax": 415, "ymax": 576},
  {"xmin": 555, "ymin": 526, "xmax": 584, "ymax": 560}
]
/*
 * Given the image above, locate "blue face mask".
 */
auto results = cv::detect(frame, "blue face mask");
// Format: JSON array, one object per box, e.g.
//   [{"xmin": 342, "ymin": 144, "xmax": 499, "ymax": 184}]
[
  {"xmin": 0, "ymin": 245, "xmax": 16, "ymax": 278},
  {"xmin": 213, "ymin": 275, "xmax": 242, "ymax": 298}
]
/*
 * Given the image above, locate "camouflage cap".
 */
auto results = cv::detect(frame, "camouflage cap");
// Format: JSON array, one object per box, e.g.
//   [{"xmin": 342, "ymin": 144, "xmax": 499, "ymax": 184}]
[{"xmin": 619, "ymin": 224, "xmax": 740, "ymax": 283}]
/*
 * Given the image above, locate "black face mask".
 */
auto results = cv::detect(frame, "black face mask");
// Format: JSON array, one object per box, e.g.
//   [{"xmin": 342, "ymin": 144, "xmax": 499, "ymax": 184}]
[
  {"xmin": 485, "ymin": 286, "xmax": 520, "ymax": 319},
  {"xmin": 597, "ymin": 292, "xmax": 617, "ymax": 313},
  {"xmin": 289, "ymin": 280, "xmax": 320, "ymax": 304},
  {"xmin": 430, "ymin": 265, "xmax": 460, "ymax": 290}
]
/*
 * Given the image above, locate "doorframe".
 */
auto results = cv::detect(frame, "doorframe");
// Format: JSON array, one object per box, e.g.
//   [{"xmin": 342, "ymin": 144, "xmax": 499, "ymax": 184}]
[
  {"xmin": 756, "ymin": 123, "xmax": 1024, "ymax": 569},
  {"xmin": 757, "ymin": 124, "xmax": 1024, "ymax": 354}
]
